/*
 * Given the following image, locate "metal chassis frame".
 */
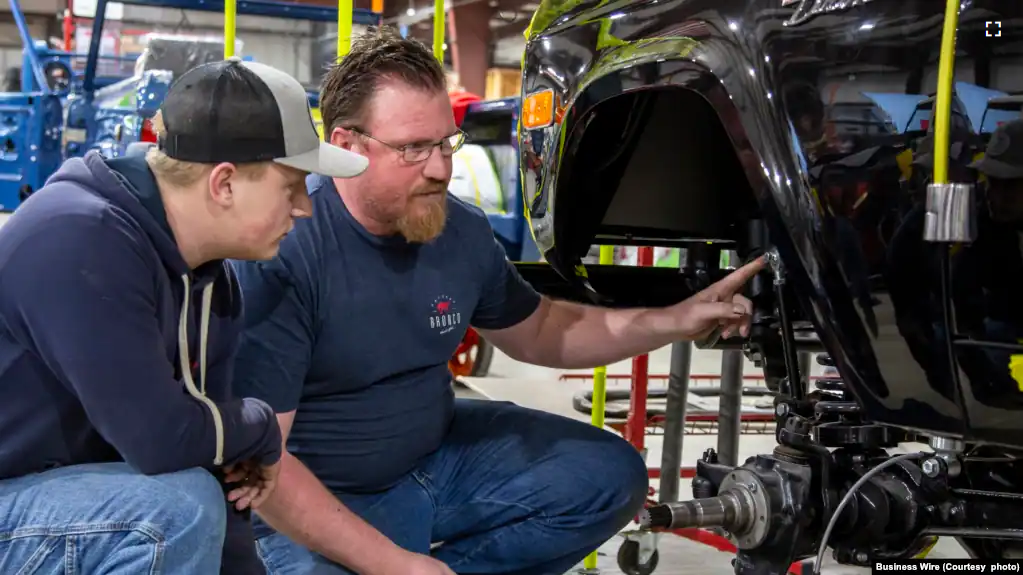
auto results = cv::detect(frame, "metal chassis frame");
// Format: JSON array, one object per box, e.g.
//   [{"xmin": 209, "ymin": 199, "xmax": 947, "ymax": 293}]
[{"xmin": 599, "ymin": 247, "xmax": 817, "ymax": 574}]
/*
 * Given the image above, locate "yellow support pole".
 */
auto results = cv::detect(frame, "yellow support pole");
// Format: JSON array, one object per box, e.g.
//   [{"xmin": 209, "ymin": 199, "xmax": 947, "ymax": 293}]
[
  {"xmin": 931, "ymin": 0, "xmax": 960, "ymax": 186},
  {"xmin": 223, "ymin": 0, "xmax": 236, "ymax": 58},
  {"xmin": 432, "ymin": 0, "xmax": 445, "ymax": 63},
  {"xmin": 337, "ymin": 0, "xmax": 353, "ymax": 58},
  {"xmin": 583, "ymin": 244, "xmax": 616, "ymax": 570}
]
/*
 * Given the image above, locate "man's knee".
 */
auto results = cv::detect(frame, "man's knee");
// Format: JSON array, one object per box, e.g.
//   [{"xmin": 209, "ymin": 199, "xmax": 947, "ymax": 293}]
[
  {"xmin": 538, "ymin": 422, "xmax": 649, "ymax": 520},
  {"xmin": 0, "ymin": 464, "xmax": 227, "ymax": 572},
  {"xmin": 148, "ymin": 467, "xmax": 227, "ymax": 542},
  {"xmin": 595, "ymin": 432, "xmax": 650, "ymax": 514}
]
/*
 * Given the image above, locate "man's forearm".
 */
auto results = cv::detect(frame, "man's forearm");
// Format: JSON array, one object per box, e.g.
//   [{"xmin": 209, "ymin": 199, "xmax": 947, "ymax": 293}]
[
  {"xmin": 256, "ymin": 452, "xmax": 402, "ymax": 573},
  {"xmin": 487, "ymin": 257, "xmax": 762, "ymax": 370},
  {"xmin": 517, "ymin": 298, "xmax": 685, "ymax": 369}
]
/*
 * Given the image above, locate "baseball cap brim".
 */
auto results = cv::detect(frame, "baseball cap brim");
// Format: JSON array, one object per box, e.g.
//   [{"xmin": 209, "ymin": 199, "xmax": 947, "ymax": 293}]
[
  {"xmin": 968, "ymin": 156, "xmax": 1023, "ymax": 179},
  {"xmin": 275, "ymin": 141, "xmax": 369, "ymax": 178}
]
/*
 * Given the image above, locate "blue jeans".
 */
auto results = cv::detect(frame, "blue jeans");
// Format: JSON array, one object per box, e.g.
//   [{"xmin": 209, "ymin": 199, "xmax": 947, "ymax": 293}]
[
  {"xmin": 255, "ymin": 399, "xmax": 649, "ymax": 575},
  {"xmin": 0, "ymin": 462, "xmax": 228, "ymax": 573}
]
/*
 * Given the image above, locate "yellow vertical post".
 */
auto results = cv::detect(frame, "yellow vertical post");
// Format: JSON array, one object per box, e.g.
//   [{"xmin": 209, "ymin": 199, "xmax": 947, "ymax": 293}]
[
  {"xmin": 337, "ymin": 0, "xmax": 353, "ymax": 58},
  {"xmin": 432, "ymin": 0, "xmax": 444, "ymax": 62},
  {"xmin": 583, "ymin": 244, "xmax": 616, "ymax": 570},
  {"xmin": 223, "ymin": 0, "xmax": 236, "ymax": 58},
  {"xmin": 931, "ymin": 0, "xmax": 961, "ymax": 186}
]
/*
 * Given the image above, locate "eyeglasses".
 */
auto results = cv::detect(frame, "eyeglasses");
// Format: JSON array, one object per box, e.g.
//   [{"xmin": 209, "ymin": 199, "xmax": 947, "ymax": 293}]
[{"xmin": 349, "ymin": 128, "xmax": 466, "ymax": 163}]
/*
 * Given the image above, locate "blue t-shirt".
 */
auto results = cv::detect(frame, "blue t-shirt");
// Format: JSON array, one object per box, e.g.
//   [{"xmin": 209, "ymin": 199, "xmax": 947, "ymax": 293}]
[{"xmin": 231, "ymin": 175, "xmax": 541, "ymax": 497}]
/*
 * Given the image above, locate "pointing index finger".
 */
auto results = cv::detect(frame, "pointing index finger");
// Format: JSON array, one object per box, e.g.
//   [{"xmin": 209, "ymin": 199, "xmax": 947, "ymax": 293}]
[{"xmin": 707, "ymin": 255, "xmax": 768, "ymax": 297}]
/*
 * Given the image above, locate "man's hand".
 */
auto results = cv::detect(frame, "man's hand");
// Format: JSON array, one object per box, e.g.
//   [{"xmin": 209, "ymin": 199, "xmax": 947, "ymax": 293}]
[
  {"xmin": 672, "ymin": 256, "xmax": 767, "ymax": 341},
  {"xmin": 224, "ymin": 459, "xmax": 281, "ymax": 511}
]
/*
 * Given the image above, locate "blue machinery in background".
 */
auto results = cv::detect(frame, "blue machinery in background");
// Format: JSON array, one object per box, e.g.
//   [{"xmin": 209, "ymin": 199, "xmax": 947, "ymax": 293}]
[
  {"xmin": 78, "ymin": 0, "xmax": 379, "ymax": 95},
  {"xmin": 0, "ymin": 0, "xmax": 378, "ymax": 212},
  {"xmin": 0, "ymin": 0, "xmax": 540, "ymax": 263},
  {"xmin": 459, "ymin": 96, "xmax": 541, "ymax": 262},
  {"xmin": 0, "ymin": 0, "xmax": 66, "ymax": 210}
]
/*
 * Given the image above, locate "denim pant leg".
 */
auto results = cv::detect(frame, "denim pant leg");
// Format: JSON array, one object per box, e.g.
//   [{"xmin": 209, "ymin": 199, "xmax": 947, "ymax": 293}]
[
  {"xmin": 0, "ymin": 462, "xmax": 227, "ymax": 574},
  {"xmin": 424, "ymin": 399, "xmax": 649, "ymax": 575},
  {"xmin": 255, "ymin": 470, "xmax": 435, "ymax": 575}
]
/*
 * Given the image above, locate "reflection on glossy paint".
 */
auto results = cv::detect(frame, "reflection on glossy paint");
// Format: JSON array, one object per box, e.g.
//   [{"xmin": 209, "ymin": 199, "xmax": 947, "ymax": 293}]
[{"xmin": 517, "ymin": 0, "xmax": 1023, "ymax": 448}]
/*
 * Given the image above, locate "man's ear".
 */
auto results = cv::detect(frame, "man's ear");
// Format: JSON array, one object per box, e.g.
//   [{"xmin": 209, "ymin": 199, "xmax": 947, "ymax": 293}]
[
  {"xmin": 330, "ymin": 126, "xmax": 357, "ymax": 151},
  {"xmin": 208, "ymin": 163, "xmax": 237, "ymax": 207}
]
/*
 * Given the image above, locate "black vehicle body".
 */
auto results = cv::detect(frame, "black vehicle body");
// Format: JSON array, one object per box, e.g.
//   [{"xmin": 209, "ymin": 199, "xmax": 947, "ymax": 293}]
[
  {"xmin": 519, "ymin": 0, "xmax": 1023, "ymax": 570},
  {"xmin": 519, "ymin": 0, "xmax": 1023, "ymax": 446}
]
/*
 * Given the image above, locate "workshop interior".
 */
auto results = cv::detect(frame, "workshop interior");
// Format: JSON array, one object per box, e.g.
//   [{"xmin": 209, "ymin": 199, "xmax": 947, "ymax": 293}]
[{"xmin": 2, "ymin": 0, "xmax": 1023, "ymax": 573}]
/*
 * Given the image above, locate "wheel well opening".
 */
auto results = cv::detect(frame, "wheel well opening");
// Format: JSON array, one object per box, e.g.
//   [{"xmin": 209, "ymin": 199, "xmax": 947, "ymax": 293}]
[{"xmin": 556, "ymin": 87, "xmax": 760, "ymax": 263}]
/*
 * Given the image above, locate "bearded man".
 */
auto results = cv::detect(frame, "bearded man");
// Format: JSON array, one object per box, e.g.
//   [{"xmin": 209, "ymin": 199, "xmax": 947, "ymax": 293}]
[{"xmin": 230, "ymin": 27, "xmax": 765, "ymax": 575}]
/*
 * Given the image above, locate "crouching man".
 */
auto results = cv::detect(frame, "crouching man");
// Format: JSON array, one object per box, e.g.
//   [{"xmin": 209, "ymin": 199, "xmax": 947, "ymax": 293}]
[
  {"xmin": 0, "ymin": 58, "xmax": 367, "ymax": 574},
  {"xmin": 231, "ymin": 28, "xmax": 765, "ymax": 575}
]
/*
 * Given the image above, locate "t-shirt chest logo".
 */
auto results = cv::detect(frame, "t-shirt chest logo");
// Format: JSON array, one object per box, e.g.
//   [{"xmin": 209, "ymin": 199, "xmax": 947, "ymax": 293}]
[{"xmin": 429, "ymin": 295, "xmax": 463, "ymax": 334}]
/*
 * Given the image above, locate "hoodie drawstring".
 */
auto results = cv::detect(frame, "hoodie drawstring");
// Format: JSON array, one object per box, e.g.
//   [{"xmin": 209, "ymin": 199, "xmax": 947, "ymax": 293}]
[{"xmin": 178, "ymin": 274, "xmax": 225, "ymax": 466}]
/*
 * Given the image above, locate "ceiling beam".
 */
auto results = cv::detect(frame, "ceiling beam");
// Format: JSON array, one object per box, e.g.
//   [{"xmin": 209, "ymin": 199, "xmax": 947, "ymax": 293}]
[
  {"xmin": 285, "ymin": 0, "xmax": 375, "ymax": 9},
  {"xmin": 383, "ymin": 0, "xmax": 533, "ymax": 24}
]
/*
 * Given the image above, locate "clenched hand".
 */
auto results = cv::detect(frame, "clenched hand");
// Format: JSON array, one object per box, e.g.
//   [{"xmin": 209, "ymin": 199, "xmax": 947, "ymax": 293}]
[{"xmin": 224, "ymin": 459, "xmax": 281, "ymax": 511}]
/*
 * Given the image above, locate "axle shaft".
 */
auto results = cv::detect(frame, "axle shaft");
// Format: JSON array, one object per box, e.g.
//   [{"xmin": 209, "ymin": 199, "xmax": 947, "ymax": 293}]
[{"xmin": 639, "ymin": 491, "xmax": 749, "ymax": 530}]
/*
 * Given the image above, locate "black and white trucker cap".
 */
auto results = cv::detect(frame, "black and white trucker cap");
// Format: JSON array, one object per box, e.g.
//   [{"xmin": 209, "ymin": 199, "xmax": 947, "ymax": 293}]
[{"xmin": 157, "ymin": 57, "xmax": 368, "ymax": 178}]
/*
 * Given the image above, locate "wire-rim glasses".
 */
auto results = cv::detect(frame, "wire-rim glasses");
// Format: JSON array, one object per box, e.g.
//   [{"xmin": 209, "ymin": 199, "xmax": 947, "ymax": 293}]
[{"xmin": 348, "ymin": 127, "xmax": 467, "ymax": 163}]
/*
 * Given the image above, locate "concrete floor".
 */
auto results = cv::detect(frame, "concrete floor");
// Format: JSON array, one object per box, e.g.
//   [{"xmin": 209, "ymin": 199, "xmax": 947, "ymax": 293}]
[{"xmin": 461, "ymin": 345, "xmax": 969, "ymax": 575}]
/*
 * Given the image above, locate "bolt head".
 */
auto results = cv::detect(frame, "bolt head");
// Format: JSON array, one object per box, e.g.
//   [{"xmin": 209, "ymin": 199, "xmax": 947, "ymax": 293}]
[{"xmin": 922, "ymin": 458, "xmax": 940, "ymax": 477}]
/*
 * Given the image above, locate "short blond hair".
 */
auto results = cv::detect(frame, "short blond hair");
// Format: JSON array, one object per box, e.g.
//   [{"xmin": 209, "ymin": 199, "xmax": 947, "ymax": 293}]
[{"xmin": 145, "ymin": 111, "xmax": 271, "ymax": 188}]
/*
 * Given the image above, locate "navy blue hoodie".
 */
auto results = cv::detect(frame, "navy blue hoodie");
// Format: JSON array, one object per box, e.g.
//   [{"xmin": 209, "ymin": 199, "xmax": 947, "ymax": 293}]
[{"xmin": 0, "ymin": 151, "xmax": 281, "ymax": 572}]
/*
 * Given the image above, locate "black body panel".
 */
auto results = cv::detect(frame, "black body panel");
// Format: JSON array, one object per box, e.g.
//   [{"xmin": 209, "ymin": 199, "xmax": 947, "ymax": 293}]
[{"xmin": 519, "ymin": 0, "xmax": 1023, "ymax": 446}]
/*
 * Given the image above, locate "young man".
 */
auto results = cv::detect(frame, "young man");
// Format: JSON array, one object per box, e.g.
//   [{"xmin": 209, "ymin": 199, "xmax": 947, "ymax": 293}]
[
  {"xmin": 0, "ymin": 58, "xmax": 367, "ymax": 574},
  {"xmin": 231, "ymin": 29, "xmax": 764, "ymax": 575}
]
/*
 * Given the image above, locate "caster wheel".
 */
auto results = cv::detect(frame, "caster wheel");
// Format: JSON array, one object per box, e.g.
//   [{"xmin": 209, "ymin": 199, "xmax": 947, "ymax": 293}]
[{"xmin": 617, "ymin": 540, "xmax": 659, "ymax": 575}]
